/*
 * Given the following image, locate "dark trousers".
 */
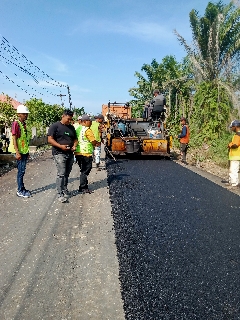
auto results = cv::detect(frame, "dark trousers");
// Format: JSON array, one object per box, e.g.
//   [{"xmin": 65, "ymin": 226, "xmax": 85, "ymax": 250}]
[
  {"xmin": 180, "ymin": 143, "xmax": 188, "ymax": 161},
  {"xmin": 17, "ymin": 153, "xmax": 28, "ymax": 192},
  {"xmin": 54, "ymin": 153, "xmax": 74, "ymax": 195},
  {"xmin": 76, "ymin": 155, "xmax": 93, "ymax": 189}
]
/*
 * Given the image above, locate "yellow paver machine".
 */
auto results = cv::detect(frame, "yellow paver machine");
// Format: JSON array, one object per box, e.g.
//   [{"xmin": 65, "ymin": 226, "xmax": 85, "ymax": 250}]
[{"xmin": 102, "ymin": 102, "xmax": 172, "ymax": 157}]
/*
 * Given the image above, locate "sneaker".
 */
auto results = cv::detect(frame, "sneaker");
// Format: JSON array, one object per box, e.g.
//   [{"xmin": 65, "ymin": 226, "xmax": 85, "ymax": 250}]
[
  {"xmin": 78, "ymin": 187, "xmax": 92, "ymax": 194},
  {"xmin": 63, "ymin": 189, "xmax": 71, "ymax": 198},
  {"xmin": 17, "ymin": 190, "xmax": 30, "ymax": 198},
  {"xmin": 23, "ymin": 189, "xmax": 31, "ymax": 197},
  {"xmin": 227, "ymin": 184, "xmax": 239, "ymax": 189},
  {"xmin": 58, "ymin": 194, "xmax": 67, "ymax": 203},
  {"xmin": 83, "ymin": 188, "xmax": 92, "ymax": 194}
]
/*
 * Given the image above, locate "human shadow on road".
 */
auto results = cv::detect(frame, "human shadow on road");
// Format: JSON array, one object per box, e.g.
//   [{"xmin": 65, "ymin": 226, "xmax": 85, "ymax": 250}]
[
  {"xmin": 70, "ymin": 177, "xmax": 110, "ymax": 198},
  {"xmin": 30, "ymin": 182, "xmax": 56, "ymax": 195}
]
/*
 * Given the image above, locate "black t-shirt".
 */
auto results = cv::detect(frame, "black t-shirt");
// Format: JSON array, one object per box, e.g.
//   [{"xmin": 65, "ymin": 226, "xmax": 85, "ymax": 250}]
[{"xmin": 48, "ymin": 121, "xmax": 77, "ymax": 155}]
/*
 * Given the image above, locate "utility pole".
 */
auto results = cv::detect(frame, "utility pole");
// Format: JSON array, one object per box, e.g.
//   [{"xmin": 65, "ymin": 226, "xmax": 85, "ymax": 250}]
[
  {"xmin": 67, "ymin": 85, "xmax": 72, "ymax": 110},
  {"xmin": 57, "ymin": 93, "xmax": 66, "ymax": 107}
]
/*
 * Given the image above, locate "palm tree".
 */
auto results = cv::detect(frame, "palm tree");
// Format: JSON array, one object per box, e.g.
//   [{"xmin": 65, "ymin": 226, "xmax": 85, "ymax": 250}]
[{"xmin": 174, "ymin": 1, "xmax": 240, "ymax": 139}]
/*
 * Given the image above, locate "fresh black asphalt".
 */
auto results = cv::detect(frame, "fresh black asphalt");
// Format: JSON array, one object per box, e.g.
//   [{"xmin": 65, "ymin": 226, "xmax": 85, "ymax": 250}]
[{"xmin": 107, "ymin": 159, "xmax": 240, "ymax": 320}]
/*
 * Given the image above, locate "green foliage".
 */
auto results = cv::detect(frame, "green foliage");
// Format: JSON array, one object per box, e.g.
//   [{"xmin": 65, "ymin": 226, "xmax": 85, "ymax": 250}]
[
  {"xmin": 0, "ymin": 95, "xmax": 17, "ymax": 127},
  {"xmin": 25, "ymin": 98, "xmax": 64, "ymax": 134},
  {"xmin": 73, "ymin": 107, "xmax": 85, "ymax": 119},
  {"xmin": 191, "ymin": 81, "xmax": 232, "ymax": 142},
  {"xmin": 129, "ymin": 55, "xmax": 194, "ymax": 119}
]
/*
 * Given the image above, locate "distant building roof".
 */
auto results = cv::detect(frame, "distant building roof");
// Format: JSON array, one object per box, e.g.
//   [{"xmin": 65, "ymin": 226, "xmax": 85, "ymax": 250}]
[{"xmin": 0, "ymin": 95, "xmax": 21, "ymax": 110}]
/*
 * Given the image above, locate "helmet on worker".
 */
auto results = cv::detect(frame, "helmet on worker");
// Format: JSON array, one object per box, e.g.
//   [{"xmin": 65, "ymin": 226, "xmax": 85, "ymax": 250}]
[{"xmin": 17, "ymin": 104, "xmax": 30, "ymax": 114}]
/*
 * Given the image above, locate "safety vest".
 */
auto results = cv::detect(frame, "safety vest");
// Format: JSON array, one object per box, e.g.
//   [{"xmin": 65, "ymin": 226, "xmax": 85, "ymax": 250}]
[
  {"xmin": 228, "ymin": 132, "xmax": 240, "ymax": 160},
  {"xmin": 90, "ymin": 121, "xmax": 101, "ymax": 142},
  {"xmin": 79, "ymin": 126, "xmax": 94, "ymax": 154},
  {"xmin": 8, "ymin": 120, "xmax": 29, "ymax": 154},
  {"xmin": 75, "ymin": 125, "xmax": 82, "ymax": 153},
  {"xmin": 180, "ymin": 125, "xmax": 190, "ymax": 144}
]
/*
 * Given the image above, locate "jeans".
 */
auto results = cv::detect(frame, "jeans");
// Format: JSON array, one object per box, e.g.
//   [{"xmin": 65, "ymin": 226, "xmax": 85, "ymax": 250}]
[
  {"xmin": 17, "ymin": 153, "xmax": 28, "ymax": 192},
  {"xmin": 54, "ymin": 153, "xmax": 74, "ymax": 195},
  {"xmin": 75, "ymin": 155, "xmax": 92, "ymax": 189},
  {"xmin": 94, "ymin": 146, "xmax": 101, "ymax": 165}
]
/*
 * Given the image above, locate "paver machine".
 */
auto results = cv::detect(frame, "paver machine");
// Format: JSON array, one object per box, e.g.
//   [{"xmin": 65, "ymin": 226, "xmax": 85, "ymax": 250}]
[{"xmin": 102, "ymin": 101, "xmax": 172, "ymax": 157}]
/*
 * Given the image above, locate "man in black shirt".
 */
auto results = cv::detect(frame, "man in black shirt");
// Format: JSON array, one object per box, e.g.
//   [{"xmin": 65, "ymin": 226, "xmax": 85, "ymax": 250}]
[{"xmin": 48, "ymin": 109, "xmax": 78, "ymax": 202}]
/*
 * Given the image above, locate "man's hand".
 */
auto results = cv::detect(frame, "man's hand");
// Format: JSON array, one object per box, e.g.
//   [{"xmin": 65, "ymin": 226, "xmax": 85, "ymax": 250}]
[
  {"xmin": 16, "ymin": 151, "xmax": 21, "ymax": 160},
  {"xmin": 60, "ymin": 145, "xmax": 71, "ymax": 151}
]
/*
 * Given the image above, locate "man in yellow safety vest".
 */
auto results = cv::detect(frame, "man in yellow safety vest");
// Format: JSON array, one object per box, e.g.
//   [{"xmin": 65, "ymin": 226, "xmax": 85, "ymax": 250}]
[
  {"xmin": 228, "ymin": 120, "xmax": 240, "ymax": 188},
  {"xmin": 90, "ymin": 114, "xmax": 104, "ymax": 170},
  {"xmin": 75, "ymin": 114, "xmax": 100, "ymax": 193}
]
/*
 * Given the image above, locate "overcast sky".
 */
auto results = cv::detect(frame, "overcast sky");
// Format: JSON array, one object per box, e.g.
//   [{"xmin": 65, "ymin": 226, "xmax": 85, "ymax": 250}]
[{"xmin": 0, "ymin": 0, "xmax": 229, "ymax": 114}]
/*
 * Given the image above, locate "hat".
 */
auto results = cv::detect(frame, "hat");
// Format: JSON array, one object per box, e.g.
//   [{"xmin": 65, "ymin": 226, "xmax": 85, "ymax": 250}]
[
  {"xmin": 230, "ymin": 120, "xmax": 240, "ymax": 128},
  {"xmin": 81, "ymin": 114, "xmax": 91, "ymax": 121},
  {"xmin": 180, "ymin": 117, "xmax": 186, "ymax": 121},
  {"xmin": 17, "ymin": 104, "xmax": 30, "ymax": 114},
  {"xmin": 77, "ymin": 116, "xmax": 82, "ymax": 120},
  {"xmin": 96, "ymin": 114, "xmax": 104, "ymax": 120},
  {"xmin": 153, "ymin": 89, "xmax": 160, "ymax": 94}
]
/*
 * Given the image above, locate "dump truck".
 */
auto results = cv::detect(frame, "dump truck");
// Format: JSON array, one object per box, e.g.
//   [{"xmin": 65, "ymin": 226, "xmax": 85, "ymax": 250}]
[{"xmin": 102, "ymin": 102, "xmax": 172, "ymax": 157}]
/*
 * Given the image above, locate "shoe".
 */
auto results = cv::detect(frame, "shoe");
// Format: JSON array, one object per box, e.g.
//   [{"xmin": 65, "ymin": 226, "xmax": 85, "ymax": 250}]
[
  {"xmin": 58, "ymin": 194, "xmax": 67, "ymax": 202},
  {"xmin": 83, "ymin": 188, "xmax": 92, "ymax": 194},
  {"xmin": 78, "ymin": 187, "xmax": 92, "ymax": 194},
  {"xmin": 63, "ymin": 189, "xmax": 71, "ymax": 198},
  {"xmin": 23, "ymin": 189, "xmax": 31, "ymax": 197},
  {"xmin": 227, "ymin": 184, "xmax": 239, "ymax": 189},
  {"xmin": 17, "ymin": 190, "xmax": 30, "ymax": 198},
  {"xmin": 78, "ymin": 187, "xmax": 83, "ymax": 193}
]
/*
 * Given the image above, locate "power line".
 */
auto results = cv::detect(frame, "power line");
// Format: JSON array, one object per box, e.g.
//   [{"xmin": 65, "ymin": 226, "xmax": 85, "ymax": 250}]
[{"xmin": 0, "ymin": 34, "xmax": 73, "ymax": 107}]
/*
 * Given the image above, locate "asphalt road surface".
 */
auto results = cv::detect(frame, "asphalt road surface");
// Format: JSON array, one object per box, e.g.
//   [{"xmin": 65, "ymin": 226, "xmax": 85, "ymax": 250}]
[
  {"xmin": 0, "ymin": 151, "xmax": 124, "ymax": 320},
  {"xmin": 1, "ymin": 151, "xmax": 240, "ymax": 320},
  {"xmin": 107, "ymin": 158, "xmax": 240, "ymax": 320}
]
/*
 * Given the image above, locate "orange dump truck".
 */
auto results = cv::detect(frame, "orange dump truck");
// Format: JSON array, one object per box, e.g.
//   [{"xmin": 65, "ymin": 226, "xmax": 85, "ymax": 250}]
[{"xmin": 103, "ymin": 102, "xmax": 172, "ymax": 157}]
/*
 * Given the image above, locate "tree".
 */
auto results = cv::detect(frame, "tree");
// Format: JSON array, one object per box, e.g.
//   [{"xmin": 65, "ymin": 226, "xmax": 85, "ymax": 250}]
[
  {"xmin": 174, "ymin": 1, "xmax": 240, "ymax": 141},
  {"xmin": 73, "ymin": 107, "xmax": 85, "ymax": 118},
  {"xmin": 129, "ymin": 56, "xmax": 193, "ymax": 120},
  {"xmin": 25, "ymin": 98, "xmax": 64, "ymax": 134},
  {"xmin": 0, "ymin": 95, "xmax": 16, "ymax": 128}
]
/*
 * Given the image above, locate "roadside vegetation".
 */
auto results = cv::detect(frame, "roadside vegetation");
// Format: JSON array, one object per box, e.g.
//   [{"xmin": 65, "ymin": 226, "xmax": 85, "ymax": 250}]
[
  {"xmin": 0, "ymin": 96, "xmax": 85, "ymax": 137},
  {"xmin": 129, "ymin": 1, "xmax": 240, "ymax": 167}
]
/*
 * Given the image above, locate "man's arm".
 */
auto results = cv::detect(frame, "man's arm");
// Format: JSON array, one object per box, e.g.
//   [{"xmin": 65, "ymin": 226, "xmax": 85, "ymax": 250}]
[
  {"xmin": 178, "ymin": 126, "xmax": 187, "ymax": 139},
  {"xmin": 12, "ymin": 135, "xmax": 21, "ymax": 160},
  {"xmin": 47, "ymin": 136, "xmax": 70, "ymax": 151},
  {"xmin": 86, "ymin": 128, "xmax": 101, "ymax": 146}
]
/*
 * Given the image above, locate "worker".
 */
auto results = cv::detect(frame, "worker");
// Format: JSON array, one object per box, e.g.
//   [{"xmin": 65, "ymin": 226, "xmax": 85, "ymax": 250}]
[
  {"xmin": 150, "ymin": 89, "xmax": 166, "ymax": 121},
  {"xmin": 142, "ymin": 101, "xmax": 149, "ymax": 119},
  {"xmin": 48, "ymin": 109, "xmax": 78, "ymax": 203},
  {"xmin": 177, "ymin": 117, "xmax": 190, "ymax": 164},
  {"xmin": 90, "ymin": 114, "xmax": 104, "ymax": 170},
  {"xmin": 228, "ymin": 120, "xmax": 240, "ymax": 188},
  {"xmin": 8, "ymin": 104, "xmax": 31, "ymax": 198},
  {"xmin": 74, "ymin": 115, "xmax": 82, "ymax": 130},
  {"xmin": 118, "ymin": 119, "xmax": 126, "ymax": 136},
  {"xmin": 75, "ymin": 114, "xmax": 100, "ymax": 193}
]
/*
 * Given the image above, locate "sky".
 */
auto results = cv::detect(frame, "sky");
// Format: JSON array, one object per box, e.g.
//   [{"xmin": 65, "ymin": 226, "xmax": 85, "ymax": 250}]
[{"xmin": 0, "ymin": 0, "xmax": 230, "ymax": 115}]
